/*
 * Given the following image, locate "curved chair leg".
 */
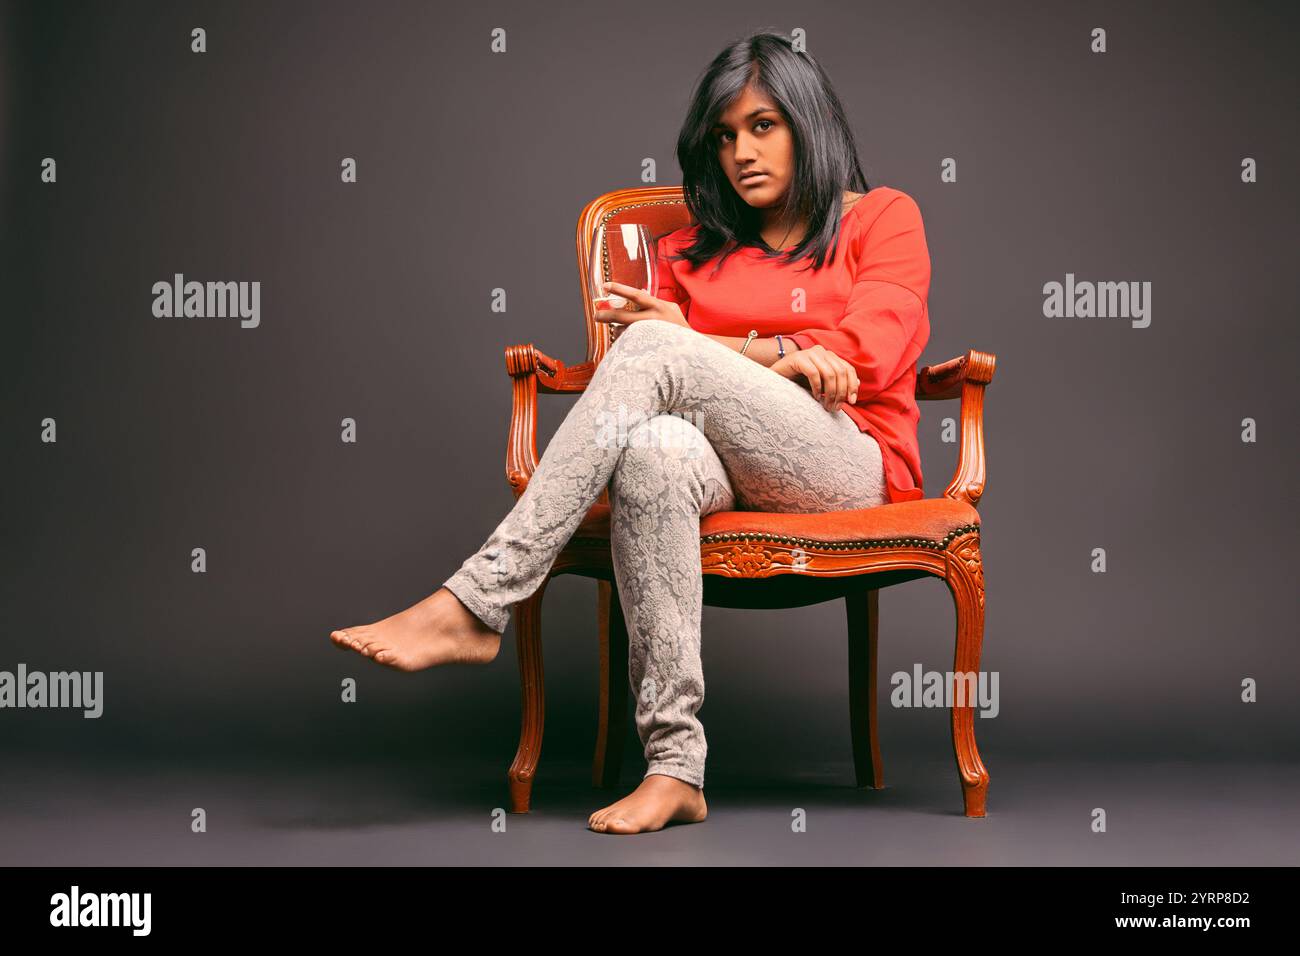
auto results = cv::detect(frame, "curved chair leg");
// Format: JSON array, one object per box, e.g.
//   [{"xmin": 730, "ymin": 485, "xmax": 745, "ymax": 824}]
[
  {"xmin": 507, "ymin": 576, "xmax": 549, "ymax": 813},
  {"xmin": 846, "ymin": 588, "xmax": 884, "ymax": 789},
  {"xmin": 592, "ymin": 579, "xmax": 629, "ymax": 788},
  {"xmin": 947, "ymin": 533, "xmax": 990, "ymax": 817}
]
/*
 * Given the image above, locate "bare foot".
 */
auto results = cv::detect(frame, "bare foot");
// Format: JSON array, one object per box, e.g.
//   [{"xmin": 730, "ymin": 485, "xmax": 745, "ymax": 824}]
[
  {"xmin": 329, "ymin": 587, "xmax": 501, "ymax": 672},
  {"xmin": 587, "ymin": 773, "xmax": 708, "ymax": 834}
]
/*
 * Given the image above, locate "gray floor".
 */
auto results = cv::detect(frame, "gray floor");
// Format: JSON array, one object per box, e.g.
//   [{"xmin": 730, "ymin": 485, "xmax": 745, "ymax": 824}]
[{"xmin": 1, "ymin": 751, "xmax": 1294, "ymax": 865}]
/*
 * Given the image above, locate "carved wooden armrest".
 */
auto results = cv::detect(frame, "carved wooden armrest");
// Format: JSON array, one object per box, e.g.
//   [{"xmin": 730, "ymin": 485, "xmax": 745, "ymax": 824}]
[
  {"xmin": 502, "ymin": 342, "xmax": 598, "ymax": 498},
  {"xmin": 915, "ymin": 349, "xmax": 996, "ymax": 509}
]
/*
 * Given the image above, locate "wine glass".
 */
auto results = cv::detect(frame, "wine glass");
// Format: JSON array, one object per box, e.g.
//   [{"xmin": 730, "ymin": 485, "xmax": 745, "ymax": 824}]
[{"xmin": 589, "ymin": 221, "xmax": 659, "ymax": 342}]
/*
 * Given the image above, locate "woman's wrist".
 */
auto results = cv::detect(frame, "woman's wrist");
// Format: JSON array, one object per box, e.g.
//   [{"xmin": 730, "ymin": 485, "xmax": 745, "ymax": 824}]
[
  {"xmin": 704, "ymin": 333, "xmax": 799, "ymax": 366},
  {"xmin": 754, "ymin": 335, "xmax": 801, "ymax": 366},
  {"xmin": 768, "ymin": 335, "xmax": 800, "ymax": 365}
]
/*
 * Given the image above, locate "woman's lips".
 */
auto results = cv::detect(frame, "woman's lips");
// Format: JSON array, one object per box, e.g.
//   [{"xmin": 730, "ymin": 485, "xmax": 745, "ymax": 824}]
[{"xmin": 739, "ymin": 173, "xmax": 768, "ymax": 186}]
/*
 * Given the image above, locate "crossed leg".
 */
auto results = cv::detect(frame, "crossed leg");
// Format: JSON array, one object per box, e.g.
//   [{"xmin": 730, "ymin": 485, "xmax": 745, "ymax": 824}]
[
  {"xmin": 435, "ymin": 318, "xmax": 889, "ymax": 638},
  {"xmin": 328, "ymin": 319, "xmax": 890, "ymax": 832}
]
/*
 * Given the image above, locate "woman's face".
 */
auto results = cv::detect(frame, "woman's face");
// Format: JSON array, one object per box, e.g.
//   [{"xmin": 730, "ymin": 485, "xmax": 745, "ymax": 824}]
[{"xmin": 711, "ymin": 84, "xmax": 793, "ymax": 212}]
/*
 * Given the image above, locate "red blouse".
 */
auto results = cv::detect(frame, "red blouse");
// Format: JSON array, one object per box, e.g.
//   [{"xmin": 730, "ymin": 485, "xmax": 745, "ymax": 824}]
[{"xmin": 653, "ymin": 186, "xmax": 932, "ymax": 504}]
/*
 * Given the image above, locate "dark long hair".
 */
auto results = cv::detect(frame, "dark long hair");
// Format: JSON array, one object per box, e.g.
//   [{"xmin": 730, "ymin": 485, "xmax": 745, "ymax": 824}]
[{"xmin": 667, "ymin": 31, "xmax": 872, "ymax": 277}]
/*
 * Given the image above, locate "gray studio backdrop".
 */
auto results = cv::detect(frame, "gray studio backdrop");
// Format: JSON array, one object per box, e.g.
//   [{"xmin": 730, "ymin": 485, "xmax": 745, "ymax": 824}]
[{"xmin": 3, "ymin": 0, "xmax": 1296, "ymax": 778}]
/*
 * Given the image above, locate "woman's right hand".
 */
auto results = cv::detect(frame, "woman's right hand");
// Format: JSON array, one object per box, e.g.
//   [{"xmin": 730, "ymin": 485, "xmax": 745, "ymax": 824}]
[{"xmin": 770, "ymin": 343, "xmax": 860, "ymax": 414}]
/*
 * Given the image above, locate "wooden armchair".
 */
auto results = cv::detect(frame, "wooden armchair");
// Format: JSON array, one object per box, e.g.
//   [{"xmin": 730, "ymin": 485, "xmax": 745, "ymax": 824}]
[{"xmin": 501, "ymin": 186, "xmax": 996, "ymax": 817}]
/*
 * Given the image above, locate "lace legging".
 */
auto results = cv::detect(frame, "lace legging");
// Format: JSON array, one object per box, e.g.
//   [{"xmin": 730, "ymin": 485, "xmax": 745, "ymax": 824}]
[{"xmin": 442, "ymin": 318, "xmax": 890, "ymax": 788}]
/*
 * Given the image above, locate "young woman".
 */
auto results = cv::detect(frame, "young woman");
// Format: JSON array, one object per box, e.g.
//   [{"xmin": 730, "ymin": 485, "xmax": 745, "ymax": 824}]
[{"xmin": 329, "ymin": 31, "xmax": 932, "ymax": 835}]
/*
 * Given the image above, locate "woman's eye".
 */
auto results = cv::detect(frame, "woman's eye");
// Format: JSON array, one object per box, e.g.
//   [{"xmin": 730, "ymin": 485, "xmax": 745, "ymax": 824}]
[{"xmin": 718, "ymin": 120, "xmax": 775, "ymax": 144}]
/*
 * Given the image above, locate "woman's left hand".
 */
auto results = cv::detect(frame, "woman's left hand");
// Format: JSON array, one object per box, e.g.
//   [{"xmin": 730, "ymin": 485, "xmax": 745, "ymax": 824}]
[{"xmin": 596, "ymin": 281, "xmax": 690, "ymax": 341}]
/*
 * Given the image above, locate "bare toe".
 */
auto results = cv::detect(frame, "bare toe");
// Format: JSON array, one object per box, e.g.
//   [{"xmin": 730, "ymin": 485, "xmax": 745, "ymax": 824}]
[{"xmin": 329, "ymin": 588, "xmax": 503, "ymax": 673}]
